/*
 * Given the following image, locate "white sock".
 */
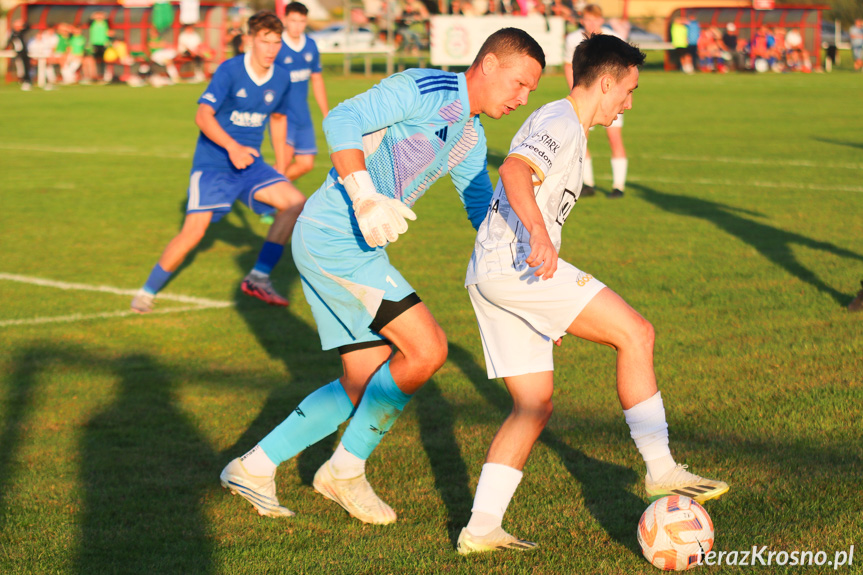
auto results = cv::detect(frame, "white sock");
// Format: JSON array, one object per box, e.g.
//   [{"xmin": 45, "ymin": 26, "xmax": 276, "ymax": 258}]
[
  {"xmin": 248, "ymin": 269, "xmax": 269, "ymax": 279},
  {"xmin": 467, "ymin": 463, "xmax": 523, "ymax": 536},
  {"xmin": 623, "ymin": 391, "xmax": 676, "ymax": 482},
  {"xmin": 329, "ymin": 442, "xmax": 366, "ymax": 479},
  {"xmin": 611, "ymin": 157, "xmax": 628, "ymax": 191},
  {"xmin": 240, "ymin": 444, "xmax": 277, "ymax": 476},
  {"xmin": 583, "ymin": 156, "xmax": 595, "ymax": 187}
]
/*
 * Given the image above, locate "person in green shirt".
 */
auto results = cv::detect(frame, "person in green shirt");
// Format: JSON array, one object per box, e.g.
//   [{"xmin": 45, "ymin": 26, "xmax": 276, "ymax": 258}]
[
  {"xmin": 670, "ymin": 17, "xmax": 691, "ymax": 73},
  {"xmin": 88, "ymin": 11, "xmax": 112, "ymax": 80},
  {"xmin": 62, "ymin": 25, "xmax": 87, "ymax": 83}
]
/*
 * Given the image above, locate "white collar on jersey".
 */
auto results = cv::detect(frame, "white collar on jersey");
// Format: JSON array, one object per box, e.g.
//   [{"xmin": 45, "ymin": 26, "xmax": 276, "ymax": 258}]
[
  {"xmin": 244, "ymin": 52, "xmax": 274, "ymax": 86},
  {"xmin": 281, "ymin": 32, "xmax": 307, "ymax": 52}
]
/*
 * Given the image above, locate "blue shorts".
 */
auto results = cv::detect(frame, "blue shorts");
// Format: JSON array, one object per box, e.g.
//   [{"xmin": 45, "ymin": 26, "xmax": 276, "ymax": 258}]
[
  {"xmin": 292, "ymin": 218, "xmax": 415, "ymax": 350},
  {"xmin": 287, "ymin": 121, "xmax": 318, "ymax": 156},
  {"xmin": 186, "ymin": 159, "xmax": 287, "ymax": 222}
]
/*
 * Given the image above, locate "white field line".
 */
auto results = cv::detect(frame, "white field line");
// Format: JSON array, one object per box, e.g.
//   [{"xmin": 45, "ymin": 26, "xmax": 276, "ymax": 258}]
[
  {"xmin": 0, "ymin": 273, "xmax": 232, "ymax": 327},
  {"xmin": 6, "ymin": 141, "xmax": 862, "ymax": 171},
  {"xmin": 0, "ymin": 142, "xmax": 191, "ymax": 160},
  {"xmin": 0, "ymin": 306, "xmax": 222, "ymax": 327}
]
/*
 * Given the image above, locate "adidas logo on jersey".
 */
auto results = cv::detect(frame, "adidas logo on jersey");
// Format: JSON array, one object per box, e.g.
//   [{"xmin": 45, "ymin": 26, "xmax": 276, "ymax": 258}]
[
  {"xmin": 435, "ymin": 126, "xmax": 448, "ymax": 142},
  {"xmin": 236, "ymin": 88, "xmax": 248, "ymax": 98}
]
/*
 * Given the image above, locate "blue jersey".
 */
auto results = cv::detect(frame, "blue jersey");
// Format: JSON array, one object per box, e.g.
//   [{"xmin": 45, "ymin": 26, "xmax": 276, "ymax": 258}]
[
  {"xmin": 275, "ymin": 33, "xmax": 322, "ymax": 130},
  {"xmin": 194, "ymin": 54, "xmax": 292, "ymax": 170},
  {"xmin": 299, "ymin": 69, "xmax": 493, "ymax": 239}
]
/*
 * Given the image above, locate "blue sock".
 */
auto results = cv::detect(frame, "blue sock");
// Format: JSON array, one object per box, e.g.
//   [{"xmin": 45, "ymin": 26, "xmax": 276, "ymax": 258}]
[
  {"xmin": 143, "ymin": 264, "xmax": 172, "ymax": 295},
  {"xmin": 259, "ymin": 380, "xmax": 355, "ymax": 465},
  {"xmin": 252, "ymin": 241, "xmax": 284, "ymax": 276},
  {"xmin": 341, "ymin": 361, "xmax": 412, "ymax": 460}
]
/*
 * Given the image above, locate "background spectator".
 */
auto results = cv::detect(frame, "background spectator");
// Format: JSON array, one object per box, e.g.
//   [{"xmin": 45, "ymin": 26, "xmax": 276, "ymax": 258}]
[
  {"xmin": 6, "ymin": 19, "xmax": 32, "ymax": 90},
  {"xmin": 722, "ymin": 23, "xmax": 743, "ymax": 71},
  {"xmin": 225, "ymin": 19, "xmax": 245, "ymax": 58},
  {"xmin": 88, "ymin": 11, "xmax": 112, "ymax": 82},
  {"xmin": 177, "ymin": 25, "xmax": 207, "ymax": 82},
  {"xmin": 63, "ymin": 25, "xmax": 87, "ymax": 83},
  {"xmin": 670, "ymin": 16, "xmax": 690, "ymax": 73},
  {"xmin": 27, "ymin": 28, "xmax": 58, "ymax": 88},
  {"xmin": 146, "ymin": 26, "xmax": 181, "ymax": 85},
  {"xmin": 784, "ymin": 27, "xmax": 811, "ymax": 72},
  {"xmin": 397, "ymin": 0, "xmax": 429, "ymax": 54},
  {"xmin": 686, "ymin": 14, "xmax": 700, "ymax": 72},
  {"xmin": 850, "ymin": 18, "xmax": 863, "ymax": 72}
]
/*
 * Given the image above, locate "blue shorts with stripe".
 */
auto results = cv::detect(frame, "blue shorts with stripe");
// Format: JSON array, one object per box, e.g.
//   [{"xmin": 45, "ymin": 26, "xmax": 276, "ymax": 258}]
[
  {"xmin": 186, "ymin": 158, "xmax": 287, "ymax": 222},
  {"xmin": 291, "ymin": 217, "xmax": 415, "ymax": 351},
  {"xmin": 287, "ymin": 120, "xmax": 318, "ymax": 156}
]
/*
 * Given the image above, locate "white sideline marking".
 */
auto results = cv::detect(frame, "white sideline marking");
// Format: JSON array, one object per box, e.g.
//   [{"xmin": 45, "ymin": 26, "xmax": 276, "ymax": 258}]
[
  {"xmin": 0, "ymin": 307, "xmax": 219, "ymax": 327},
  {"xmin": 0, "ymin": 142, "xmax": 191, "ymax": 160},
  {"xmin": 0, "ymin": 273, "xmax": 232, "ymax": 327},
  {"xmin": 7, "ymin": 141, "xmax": 862, "ymax": 171}
]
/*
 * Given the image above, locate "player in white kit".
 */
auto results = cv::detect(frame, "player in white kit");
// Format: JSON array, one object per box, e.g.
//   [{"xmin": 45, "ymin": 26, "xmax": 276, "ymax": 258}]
[
  {"xmin": 457, "ymin": 34, "xmax": 728, "ymax": 555},
  {"xmin": 564, "ymin": 4, "xmax": 628, "ymax": 198}
]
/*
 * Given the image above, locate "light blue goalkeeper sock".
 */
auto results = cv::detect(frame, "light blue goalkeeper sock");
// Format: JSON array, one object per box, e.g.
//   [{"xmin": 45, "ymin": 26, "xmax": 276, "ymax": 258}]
[
  {"xmin": 259, "ymin": 379, "xmax": 355, "ymax": 466},
  {"xmin": 340, "ymin": 361, "xmax": 412, "ymax": 460}
]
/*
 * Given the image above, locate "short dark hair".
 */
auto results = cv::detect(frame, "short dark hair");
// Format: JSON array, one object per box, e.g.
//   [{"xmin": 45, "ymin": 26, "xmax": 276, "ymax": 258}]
[
  {"xmin": 285, "ymin": 2, "xmax": 309, "ymax": 16},
  {"xmin": 571, "ymin": 34, "xmax": 645, "ymax": 88},
  {"xmin": 471, "ymin": 27, "xmax": 546, "ymax": 70},
  {"xmin": 247, "ymin": 11, "xmax": 284, "ymax": 37}
]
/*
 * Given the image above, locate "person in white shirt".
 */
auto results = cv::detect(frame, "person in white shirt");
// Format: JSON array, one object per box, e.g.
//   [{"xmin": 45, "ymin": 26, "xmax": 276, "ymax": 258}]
[
  {"xmin": 563, "ymin": 4, "xmax": 627, "ymax": 198},
  {"xmin": 457, "ymin": 33, "xmax": 729, "ymax": 556},
  {"xmin": 177, "ymin": 25, "xmax": 207, "ymax": 81}
]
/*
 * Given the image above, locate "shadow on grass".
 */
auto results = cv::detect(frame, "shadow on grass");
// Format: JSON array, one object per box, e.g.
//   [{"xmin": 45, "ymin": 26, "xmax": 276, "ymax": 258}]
[
  {"xmin": 0, "ymin": 344, "xmax": 216, "ymax": 575},
  {"xmin": 157, "ymin": 200, "xmax": 265, "ymax": 294},
  {"xmin": 810, "ymin": 136, "xmax": 863, "ymax": 151},
  {"xmin": 445, "ymin": 343, "xmax": 644, "ymax": 555},
  {"xmin": 140, "ymin": 196, "xmax": 342, "ymax": 483},
  {"xmin": 222, "ymin": 208, "xmax": 341, "ymax": 487},
  {"xmin": 632, "ymin": 182, "xmax": 863, "ymax": 308},
  {"xmin": 413, "ymin": 378, "xmax": 474, "ymax": 545},
  {"xmin": 0, "ymin": 349, "xmax": 42, "ymax": 535}
]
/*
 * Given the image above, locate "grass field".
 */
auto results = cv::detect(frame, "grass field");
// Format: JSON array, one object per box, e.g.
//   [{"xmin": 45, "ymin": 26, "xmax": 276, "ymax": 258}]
[{"xmin": 0, "ymin": 63, "xmax": 861, "ymax": 575}]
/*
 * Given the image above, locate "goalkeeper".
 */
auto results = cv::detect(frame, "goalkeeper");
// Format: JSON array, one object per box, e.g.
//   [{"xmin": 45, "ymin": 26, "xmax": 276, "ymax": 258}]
[{"xmin": 221, "ymin": 28, "xmax": 546, "ymax": 525}]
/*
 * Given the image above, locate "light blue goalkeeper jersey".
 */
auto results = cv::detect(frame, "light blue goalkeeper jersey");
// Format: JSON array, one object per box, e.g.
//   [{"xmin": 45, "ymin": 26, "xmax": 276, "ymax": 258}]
[{"xmin": 298, "ymin": 69, "xmax": 493, "ymax": 239}]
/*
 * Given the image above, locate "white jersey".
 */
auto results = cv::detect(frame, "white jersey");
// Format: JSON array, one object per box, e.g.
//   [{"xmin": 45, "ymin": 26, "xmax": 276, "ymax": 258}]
[{"xmin": 466, "ymin": 97, "xmax": 587, "ymax": 285}]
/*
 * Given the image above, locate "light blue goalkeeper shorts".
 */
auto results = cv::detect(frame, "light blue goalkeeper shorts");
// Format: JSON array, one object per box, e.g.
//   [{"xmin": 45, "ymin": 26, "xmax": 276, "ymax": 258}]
[{"xmin": 291, "ymin": 218, "xmax": 415, "ymax": 351}]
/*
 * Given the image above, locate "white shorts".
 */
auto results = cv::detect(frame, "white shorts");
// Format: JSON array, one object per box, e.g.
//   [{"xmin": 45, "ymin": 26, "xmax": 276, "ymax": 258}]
[
  {"xmin": 467, "ymin": 260, "xmax": 606, "ymax": 379},
  {"xmin": 150, "ymin": 49, "xmax": 177, "ymax": 66}
]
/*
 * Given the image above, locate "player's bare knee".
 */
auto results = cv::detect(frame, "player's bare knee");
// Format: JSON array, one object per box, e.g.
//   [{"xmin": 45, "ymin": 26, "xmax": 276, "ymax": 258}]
[
  {"xmin": 513, "ymin": 398, "xmax": 553, "ymax": 427},
  {"xmin": 296, "ymin": 156, "xmax": 314, "ymax": 176},
  {"xmin": 411, "ymin": 327, "xmax": 447, "ymax": 378},
  {"xmin": 180, "ymin": 225, "xmax": 207, "ymax": 246},
  {"xmin": 623, "ymin": 315, "xmax": 654, "ymax": 353}
]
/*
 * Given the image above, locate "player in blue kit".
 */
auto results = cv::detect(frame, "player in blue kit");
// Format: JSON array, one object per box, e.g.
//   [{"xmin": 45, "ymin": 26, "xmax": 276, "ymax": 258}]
[
  {"xmin": 220, "ymin": 28, "xmax": 546, "ymax": 525},
  {"xmin": 131, "ymin": 11, "xmax": 306, "ymax": 313},
  {"xmin": 276, "ymin": 2, "xmax": 329, "ymax": 181}
]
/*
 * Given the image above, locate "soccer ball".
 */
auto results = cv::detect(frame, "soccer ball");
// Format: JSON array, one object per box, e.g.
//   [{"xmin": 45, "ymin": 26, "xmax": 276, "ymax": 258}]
[{"xmin": 637, "ymin": 495, "xmax": 714, "ymax": 571}]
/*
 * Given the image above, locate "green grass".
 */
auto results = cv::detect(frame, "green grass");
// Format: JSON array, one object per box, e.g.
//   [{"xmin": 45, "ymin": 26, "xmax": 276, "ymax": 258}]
[{"xmin": 0, "ymin": 65, "xmax": 861, "ymax": 574}]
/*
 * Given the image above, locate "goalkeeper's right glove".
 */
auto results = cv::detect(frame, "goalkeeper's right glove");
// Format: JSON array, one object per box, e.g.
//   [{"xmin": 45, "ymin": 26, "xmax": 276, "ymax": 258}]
[{"xmin": 341, "ymin": 170, "xmax": 417, "ymax": 248}]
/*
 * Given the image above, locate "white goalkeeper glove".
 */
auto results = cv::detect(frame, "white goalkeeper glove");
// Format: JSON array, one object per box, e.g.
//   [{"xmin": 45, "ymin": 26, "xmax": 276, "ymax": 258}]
[{"xmin": 342, "ymin": 170, "xmax": 417, "ymax": 248}]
